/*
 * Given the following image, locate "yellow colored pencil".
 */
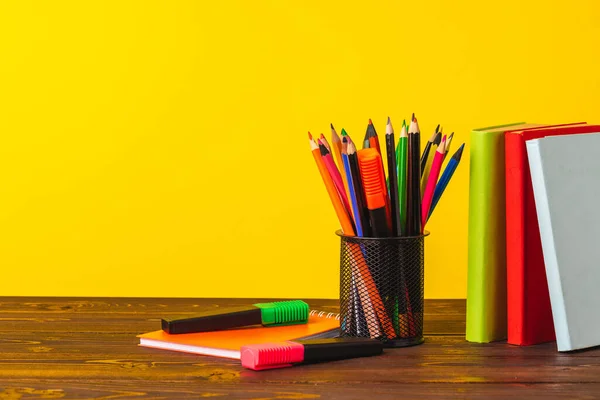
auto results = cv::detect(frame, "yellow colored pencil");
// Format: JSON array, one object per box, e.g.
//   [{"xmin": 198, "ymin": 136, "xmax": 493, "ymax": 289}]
[{"xmin": 331, "ymin": 123, "xmax": 351, "ymax": 203}]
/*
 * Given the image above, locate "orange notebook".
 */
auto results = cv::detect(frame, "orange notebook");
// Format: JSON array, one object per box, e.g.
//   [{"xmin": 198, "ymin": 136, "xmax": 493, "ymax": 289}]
[{"xmin": 138, "ymin": 309, "xmax": 340, "ymax": 359}]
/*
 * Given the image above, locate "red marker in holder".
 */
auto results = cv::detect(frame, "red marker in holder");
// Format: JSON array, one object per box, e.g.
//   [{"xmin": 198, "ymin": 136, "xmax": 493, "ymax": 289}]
[{"xmin": 240, "ymin": 337, "xmax": 383, "ymax": 371}]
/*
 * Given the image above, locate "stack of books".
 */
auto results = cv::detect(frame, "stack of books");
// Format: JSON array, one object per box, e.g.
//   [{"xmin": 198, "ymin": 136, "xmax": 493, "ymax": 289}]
[{"xmin": 466, "ymin": 122, "xmax": 600, "ymax": 352}]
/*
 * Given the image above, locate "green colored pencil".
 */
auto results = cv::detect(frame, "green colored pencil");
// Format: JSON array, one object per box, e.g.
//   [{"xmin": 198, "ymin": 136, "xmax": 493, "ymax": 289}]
[{"xmin": 397, "ymin": 120, "xmax": 408, "ymax": 234}]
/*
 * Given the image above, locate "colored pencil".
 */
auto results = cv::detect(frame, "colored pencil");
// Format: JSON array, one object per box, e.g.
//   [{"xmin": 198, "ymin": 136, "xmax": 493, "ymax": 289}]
[
  {"xmin": 308, "ymin": 133, "xmax": 355, "ymax": 236},
  {"xmin": 331, "ymin": 123, "xmax": 351, "ymax": 201},
  {"xmin": 311, "ymin": 134, "xmax": 386, "ymax": 337},
  {"xmin": 364, "ymin": 119, "xmax": 381, "ymax": 155},
  {"xmin": 362, "ymin": 124, "xmax": 370, "ymax": 149},
  {"xmin": 404, "ymin": 115, "xmax": 422, "ymax": 337},
  {"xmin": 420, "ymin": 124, "xmax": 439, "ymax": 175},
  {"xmin": 341, "ymin": 128, "xmax": 369, "ymax": 332},
  {"xmin": 421, "ymin": 135, "xmax": 447, "ymax": 230},
  {"xmin": 319, "ymin": 140, "xmax": 354, "ymax": 222},
  {"xmin": 428, "ymin": 143, "xmax": 464, "ymax": 221},
  {"xmin": 395, "ymin": 132, "xmax": 400, "ymax": 173},
  {"xmin": 340, "ymin": 134, "xmax": 370, "ymax": 334},
  {"xmin": 420, "ymin": 131, "xmax": 442, "ymax": 197},
  {"xmin": 397, "ymin": 120, "xmax": 408, "ymax": 235},
  {"xmin": 347, "ymin": 140, "xmax": 371, "ymax": 237},
  {"xmin": 406, "ymin": 114, "xmax": 422, "ymax": 236},
  {"xmin": 341, "ymin": 128, "xmax": 349, "ymax": 144},
  {"xmin": 385, "ymin": 117, "xmax": 402, "ymax": 236},
  {"xmin": 443, "ymin": 132, "xmax": 454, "ymax": 161},
  {"xmin": 342, "ymin": 137, "xmax": 364, "ymax": 237},
  {"xmin": 341, "ymin": 128, "xmax": 354, "ymax": 147},
  {"xmin": 319, "ymin": 134, "xmax": 332, "ymax": 153}
]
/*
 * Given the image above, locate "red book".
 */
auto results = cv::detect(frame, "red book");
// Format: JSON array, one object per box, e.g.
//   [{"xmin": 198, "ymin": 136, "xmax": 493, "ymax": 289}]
[{"xmin": 505, "ymin": 123, "xmax": 600, "ymax": 346}]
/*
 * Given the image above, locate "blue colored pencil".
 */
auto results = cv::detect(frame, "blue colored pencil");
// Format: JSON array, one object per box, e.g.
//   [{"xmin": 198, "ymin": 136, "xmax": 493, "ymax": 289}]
[
  {"xmin": 342, "ymin": 137, "xmax": 363, "ymax": 236},
  {"xmin": 427, "ymin": 143, "xmax": 465, "ymax": 221}
]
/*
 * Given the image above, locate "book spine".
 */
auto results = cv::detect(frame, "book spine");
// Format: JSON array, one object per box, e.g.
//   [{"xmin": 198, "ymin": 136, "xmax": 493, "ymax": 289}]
[
  {"xmin": 525, "ymin": 139, "xmax": 571, "ymax": 351},
  {"xmin": 505, "ymin": 133, "xmax": 527, "ymax": 345},
  {"xmin": 466, "ymin": 130, "xmax": 508, "ymax": 343}
]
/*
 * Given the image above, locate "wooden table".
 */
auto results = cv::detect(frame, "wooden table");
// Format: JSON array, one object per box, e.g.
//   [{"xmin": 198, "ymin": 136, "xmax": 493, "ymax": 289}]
[{"xmin": 1, "ymin": 298, "xmax": 599, "ymax": 399}]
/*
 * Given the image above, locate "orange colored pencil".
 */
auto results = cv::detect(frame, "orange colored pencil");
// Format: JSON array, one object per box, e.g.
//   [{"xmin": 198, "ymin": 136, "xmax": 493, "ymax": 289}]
[
  {"xmin": 309, "ymin": 133, "xmax": 355, "ymax": 236},
  {"xmin": 310, "ymin": 133, "xmax": 388, "ymax": 338}
]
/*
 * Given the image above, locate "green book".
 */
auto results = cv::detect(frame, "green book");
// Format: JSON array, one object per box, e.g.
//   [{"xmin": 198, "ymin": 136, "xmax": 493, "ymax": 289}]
[{"xmin": 466, "ymin": 122, "xmax": 537, "ymax": 343}]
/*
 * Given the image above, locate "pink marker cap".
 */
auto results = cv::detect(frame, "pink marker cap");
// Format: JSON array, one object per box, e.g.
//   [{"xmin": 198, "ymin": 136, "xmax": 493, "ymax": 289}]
[{"xmin": 240, "ymin": 341, "xmax": 305, "ymax": 371}]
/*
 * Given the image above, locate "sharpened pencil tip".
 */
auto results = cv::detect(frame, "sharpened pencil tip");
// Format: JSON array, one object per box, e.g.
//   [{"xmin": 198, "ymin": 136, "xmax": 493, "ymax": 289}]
[
  {"xmin": 347, "ymin": 140, "xmax": 356, "ymax": 154},
  {"xmin": 341, "ymin": 128, "xmax": 347, "ymax": 136},
  {"xmin": 412, "ymin": 113, "xmax": 415, "ymax": 121},
  {"xmin": 330, "ymin": 123, "xmax": 334, "ymax": 130},
  {"xmin": 318, "ymin": 143, "xmax": 328, "ymax": 156},
  {"xmin": 308, "ymin": 132, "xmax": 312, "ymax": 140},
  {"xmin": 435, "ymin": 124, "xmax": 440, "ymax": 133},
  {"xmin": 402, "ymin": 119, "xmax": 406, "ymax": 128},
  {"xmin": 453, "ymin": 143, "xmax": 465, "ymax": 160},
  {"xmin": 368, "ymin": 119, "xmax": 373, "ymax": 125},
  {"xmin": 342, "ymin": 136, "xmax": 348, "ymax": 143},
  {"xmin": 386, "ymin": 117, "xmax": 394, "ymax": 135},
  {"xmin": 320, "ymin": 133, "xmax": 325, "ymax": 139},
  {"xmin": 428, "ymin": 129, "xmax": 438, "ymax": 142}
]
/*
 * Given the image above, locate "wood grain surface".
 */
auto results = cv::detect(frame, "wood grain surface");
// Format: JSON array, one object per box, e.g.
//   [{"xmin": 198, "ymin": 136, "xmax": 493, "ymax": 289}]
[{"xmin": 0, "ymin": 298, "xmax": 598, "ymax": 399}]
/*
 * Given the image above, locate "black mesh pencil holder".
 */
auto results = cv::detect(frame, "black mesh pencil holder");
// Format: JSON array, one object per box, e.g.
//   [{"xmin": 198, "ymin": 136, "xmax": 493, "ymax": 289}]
[{"xmin": 337, "ymin": 230, "xmax": 429, "ymax": 348}]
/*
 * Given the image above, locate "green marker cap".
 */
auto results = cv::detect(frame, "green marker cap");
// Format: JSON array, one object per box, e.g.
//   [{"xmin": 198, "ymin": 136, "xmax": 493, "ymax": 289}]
[{"xmin": 253, "ymin": 300, "xmax": 309, "ymax": 327}]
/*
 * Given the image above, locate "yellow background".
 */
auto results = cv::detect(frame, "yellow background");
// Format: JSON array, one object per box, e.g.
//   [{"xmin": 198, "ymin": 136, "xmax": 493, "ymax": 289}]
[{"xmin": 1, "ymin": 1, "xmax": 599, "ymax": 298}]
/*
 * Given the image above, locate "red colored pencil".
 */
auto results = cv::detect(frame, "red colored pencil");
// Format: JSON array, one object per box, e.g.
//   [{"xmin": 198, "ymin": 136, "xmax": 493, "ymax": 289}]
[
  {"xmin": 421, "ymin": 135, "xmax": 447, "ymax": 230},
  {"xmin": 309, "ymin": 133, "xmax": 355, "ymax": 236},
  {"xmin": 319, "ymin": 139, "xmax": 353, "ymax": 220},
  {"xmin": 320, "ymin": 134, "xmax": 332, "ymax": 153}
]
